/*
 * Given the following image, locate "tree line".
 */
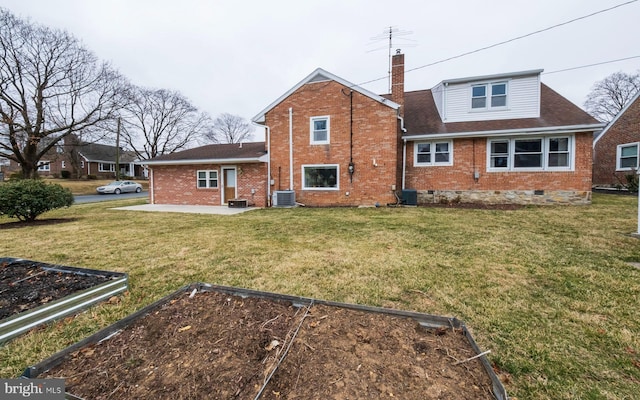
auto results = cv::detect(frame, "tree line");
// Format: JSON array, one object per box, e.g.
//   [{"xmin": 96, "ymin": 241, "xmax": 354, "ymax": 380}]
[{"xmin": 0, "ymin": 8, "xmax": 253, "ymax": 179}]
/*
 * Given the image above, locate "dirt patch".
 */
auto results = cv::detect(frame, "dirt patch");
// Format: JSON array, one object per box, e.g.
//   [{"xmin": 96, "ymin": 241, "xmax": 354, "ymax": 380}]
[
  {"xmin": 0, "ymin": 218, "xmax": 78, "ymax": 229},
  {"xmin": 0, "ymin": 259, "xmax": 110, "ymax": 320},
  {"xmin": 42, "ymin": 291, "xmax": 496, "ymax": 399}
]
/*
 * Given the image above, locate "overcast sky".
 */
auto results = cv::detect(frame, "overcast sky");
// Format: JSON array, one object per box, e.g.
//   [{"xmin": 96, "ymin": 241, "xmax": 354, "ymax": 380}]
[{"xmin": 1, "ymin": 0, "xmax": 639, "ymax": 140}]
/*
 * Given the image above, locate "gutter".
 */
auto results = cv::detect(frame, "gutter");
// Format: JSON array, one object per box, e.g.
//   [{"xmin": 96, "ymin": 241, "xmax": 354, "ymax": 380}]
[
  {"xmin": 140, "ymin": 157, "xmax": 266, "ymax": 166},
  {"xmin": 252, "ymin": 121, "xmax": 272, "ymax": 206},
  {"xmin": 402, "ymin": 123, "xmax": 606, "ymax": 141},
  {"xmin": 397, "ymin": 114, "xmax": 407, "ymax": 191}
]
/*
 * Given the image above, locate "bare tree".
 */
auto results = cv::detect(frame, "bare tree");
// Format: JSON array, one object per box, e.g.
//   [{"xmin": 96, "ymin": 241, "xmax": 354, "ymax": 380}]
[
  {"xmin": 204, "ymin": 113, "xmax": 254, "ymax": 144},
  {"xmin": 0, "ymin": 9, "xmax": 127, "ymax": 178},
  {"xmin": 119, "ymin": 87, "xmax": 211, "ymax": 160},
  {"xmin": 584, "ymin": 70, "xmax": 640, "ymax": 123}
]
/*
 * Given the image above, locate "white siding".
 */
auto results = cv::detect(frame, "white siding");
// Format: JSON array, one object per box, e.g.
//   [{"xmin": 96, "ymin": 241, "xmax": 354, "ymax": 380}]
[
  {"xmin": 440, "ymin": 74, "xmax": 540, "ymax": 123},
  {"xmin": 431, "ymin": 83, "xmax": 445, "ymax": 120}
]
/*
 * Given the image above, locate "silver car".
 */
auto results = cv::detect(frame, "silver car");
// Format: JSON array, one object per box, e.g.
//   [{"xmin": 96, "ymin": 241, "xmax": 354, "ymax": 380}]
[{"xmin": 96, "ymin": 181, "xmax": 143, "ymax": 194}]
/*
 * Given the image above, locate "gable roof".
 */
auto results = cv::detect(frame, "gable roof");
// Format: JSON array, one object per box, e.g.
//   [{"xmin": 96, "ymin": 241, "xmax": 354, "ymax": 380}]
[
  {"xmin": 593, "ymin": 89, "xmax": 640, "ymax": 147},
  {"xmin": 142, "ymin": 142, "xmax": 267, "ymax": 165},
  {"xmin": 78, "ymin": 142, "xmax": 137, "ymax": 163},
  {"xmin": 252, "ymin": 68, "xmax": 400, "ymax": 123},
  {"xmin": 401, "ymin": 83, "xmax": 603, "ymax": 140}
]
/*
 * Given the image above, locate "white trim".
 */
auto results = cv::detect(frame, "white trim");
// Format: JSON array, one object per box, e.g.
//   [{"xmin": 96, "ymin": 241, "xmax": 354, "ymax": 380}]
[
  {"xmin": 470, "ymin": 81, "xmax": 508, "ymax": 111},
  {"xmin": 413, "ymin": 140, "xmax": 453, "ymax": 167},
  {"xmin": 37, "ymin": 160, "xmax": 50, "ymax": 171},
  {"xmin": 616, "ymin": 142, "xmax": 639, "ymax": 171},
  {"xmin": 440, "ymin": 69, "xmax": 544, "ymax": 85},
  {"xmin": 402, "ymin": 123, "xmax": 604, "ymax": 141},
  {"xmin": 221, "ymin": 166, "xmax": 237, "ymax": 204},
  {"xmin": 486, "ymin": 135, "xmax": 575, "ymax": 172},
  {"xmin": 301, "ymin": 164, "xmax": 340, "ymax": 190},
  {"xmin": 196, "ymin": 169, "xmax": 219, "ymax": 189},
  {"xmin": 593, "ymin": 90, "xmax": 640, "ymax": 147},
  {"xmin": 310, "ymin": 115, "xmax": 330, "ymax": 145},
  {"xmin": 141, "ymin": 156, "xmax": 266, "ymax": 166},
  {"xmin": 252, "ymin": 68, "xmax": 400, "ymax": 123}
]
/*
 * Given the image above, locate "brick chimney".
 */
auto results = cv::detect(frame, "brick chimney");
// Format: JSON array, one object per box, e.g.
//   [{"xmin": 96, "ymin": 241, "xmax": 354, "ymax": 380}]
[{"xmin": 391, "ymin": 50, "xmax": 404, "ymax": 116}]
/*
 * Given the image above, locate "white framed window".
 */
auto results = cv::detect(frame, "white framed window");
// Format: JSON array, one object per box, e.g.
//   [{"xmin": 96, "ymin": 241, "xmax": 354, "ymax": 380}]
[
  {"xmin": 487, "ymin": 135, "xmax": 573, "ymax": 172},
  {"xmin": 99, "ymin": 163, "xmax": 115, "ymax": 172},
  {"xmin": 61, "ymin": 160, "xmax": 66, "ymax": 169},
  {"xmin": 80, "ymin": 160, "xmax": 85, "ymax": 168},
  {"xmin": 302, "ymin": 164, "xmax": 339, "ymax": 190},
  {"xmin": 37, "ymin": 161, "xmax": 50, "ymax": 171},
  {"xmin": 414, "ymin": 141, "xmax": 453, "ymax": 166},
  {"xmin": 197, "ymin": 170, "xmax": 218, "ymax": 188},
  {"xmin": 471, "ymin": 82, "xmax": 507, "ymax": 110},
  {"xmin": 617, "ymin": 143, "xmax": 639, "ymax": 170},
  {"xmin": 310, "ymin": 116, "xmax": 330, "ymax": 145}
]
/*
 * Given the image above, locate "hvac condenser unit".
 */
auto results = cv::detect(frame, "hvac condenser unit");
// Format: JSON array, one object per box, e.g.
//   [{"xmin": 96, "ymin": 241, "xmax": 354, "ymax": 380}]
[{"xmin": 273, "ymin": 190, "xmax": 296, "ymax": 207}]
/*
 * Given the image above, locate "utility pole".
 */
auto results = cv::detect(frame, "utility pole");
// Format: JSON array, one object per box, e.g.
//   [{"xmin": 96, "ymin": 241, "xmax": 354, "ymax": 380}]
[{"xmin": 115, "ymin": 117, "xmax": 120, "ymax": 181}]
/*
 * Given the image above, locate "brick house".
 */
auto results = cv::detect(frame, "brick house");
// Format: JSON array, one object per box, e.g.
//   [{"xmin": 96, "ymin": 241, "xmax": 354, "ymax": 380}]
[
  {"xmin": 592, "ymin": 91, "xmax": 640, "ymax": 187},
  {"xmin": 4, "ymin": 136, "xmax": 144, "ymax": 179},
  {"xmin": 145, "ymin": 53, "xmax": 603, "ymax": 207},
  {"xmin": 143, "ymin": 142, "xmax": 268, "ymax": 206}
]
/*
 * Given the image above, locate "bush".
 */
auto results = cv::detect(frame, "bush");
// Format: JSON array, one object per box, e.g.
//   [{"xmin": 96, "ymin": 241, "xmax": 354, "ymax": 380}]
[
  {"xmin": 0, "ymin": 179, "xmax": 74, "ymax": 222},
  {"xmin": 60, "ymin": 170, "xmax": 71, "ymax": 179},
  {"xmin": 87, "ymin": 174, "xmax": 97, "ymax": 180},
  {"xmin": 625, "ymin": 173, "xmax": 639, "ymax": 193}
]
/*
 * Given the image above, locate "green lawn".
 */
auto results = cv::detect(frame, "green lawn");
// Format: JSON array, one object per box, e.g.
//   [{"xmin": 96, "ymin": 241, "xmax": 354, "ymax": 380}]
[{"xmin": 1, "ymin": 194, "xmax": 639, "ymax": 399}]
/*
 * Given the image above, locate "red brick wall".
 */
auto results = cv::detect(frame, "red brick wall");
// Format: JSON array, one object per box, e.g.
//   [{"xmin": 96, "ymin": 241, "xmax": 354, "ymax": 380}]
[
  {"xmin": 266, "ymin": 80, "xmax": 400, "ymax": 206},
  {"xmin": 593, "ymin": 96, "xmax": 640, "ymax": 186},
  {"xmin": 150, "ymin": 163, "xmax": 267, "ymax": 206},
  {"xmin": 405, "ymin": 132, "xmax": 593, "ymax": 192}
]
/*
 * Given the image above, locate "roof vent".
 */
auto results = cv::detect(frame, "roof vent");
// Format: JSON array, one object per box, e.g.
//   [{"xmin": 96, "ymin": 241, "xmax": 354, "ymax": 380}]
[{"xmin": 273, "ymin": 190, "xmax": 295, "ymax": 207}]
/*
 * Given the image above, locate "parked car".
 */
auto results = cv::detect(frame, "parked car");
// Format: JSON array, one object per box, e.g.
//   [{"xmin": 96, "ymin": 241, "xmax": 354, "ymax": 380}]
[{"xmin": 96, "ymin": 181, "xmax": 143, "ymax": 194}]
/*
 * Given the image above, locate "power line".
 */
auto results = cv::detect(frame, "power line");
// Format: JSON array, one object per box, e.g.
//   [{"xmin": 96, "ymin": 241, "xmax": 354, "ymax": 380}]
[
  {"xmin": 543, "ymin": 56, "xmax": 640, "ymax": 75},
  {"xmin": 357, "ymin": 0, "xmax": 638, "ymax": 87}
]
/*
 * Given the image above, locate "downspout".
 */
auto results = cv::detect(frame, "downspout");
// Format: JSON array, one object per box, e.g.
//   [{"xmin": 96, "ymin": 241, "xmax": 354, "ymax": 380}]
[
  {"xmin": 252, "ymin": 122, "xmax": 271, "ymax": 206},
  {"xmin": 150, "ymin": 168, "xmax": 154, "ymax": 204},
  {"xmin": 398, "ymin": 114, "xmax": 407, "ymax": 190},
  {"xmin": 289, "ymin": 107, "xmax": 294, "ymax": 191}
]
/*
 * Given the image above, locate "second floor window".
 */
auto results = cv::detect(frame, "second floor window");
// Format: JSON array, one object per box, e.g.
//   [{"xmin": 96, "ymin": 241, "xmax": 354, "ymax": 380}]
[
  {"xmin": 310, "ymin": 116, "xmax": 330, "ymax": 145},
  {"xmin": 472, "ymin": 82, "xmax": 507, "ymax": 110}
]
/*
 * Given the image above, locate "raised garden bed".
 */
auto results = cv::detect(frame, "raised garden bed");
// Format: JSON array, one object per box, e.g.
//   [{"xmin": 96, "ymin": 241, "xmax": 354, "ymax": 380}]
[
  {"xmin": 23, "ymin": 283, "xmax": 507, "ymax": 399},
  {"xmin": 0, "ymin": 257, "xmax": 128, "ymax": 343}
]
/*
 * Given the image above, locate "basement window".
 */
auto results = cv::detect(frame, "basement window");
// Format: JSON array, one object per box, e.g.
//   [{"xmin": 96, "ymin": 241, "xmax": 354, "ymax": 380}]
[{"xmin": 197, "ymin": 170, "xmax": 218, "ymax": 188}]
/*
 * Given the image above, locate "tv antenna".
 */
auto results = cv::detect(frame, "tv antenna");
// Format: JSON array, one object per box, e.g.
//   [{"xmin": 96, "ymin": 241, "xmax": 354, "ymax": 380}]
[{"xmin": 368, "ymin": 26, "xmax": 417, "ymax": 93}]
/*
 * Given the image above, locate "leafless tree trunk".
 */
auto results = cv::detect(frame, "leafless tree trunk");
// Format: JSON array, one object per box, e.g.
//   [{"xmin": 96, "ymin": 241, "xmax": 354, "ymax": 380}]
[
  {"xmin": 0, "ymin": 9, "xmax": 127, "ymax": 179},
  {"xmin": 204, "ymin": 112, "xmax": 254, "ymax": 144},
  {"xmin": 584, "ymin": 70, "xmax": 640, "ymax": 123},
  {"xmin": 119, "ymin": 87, "xmax": 211, "ymax": 160}
]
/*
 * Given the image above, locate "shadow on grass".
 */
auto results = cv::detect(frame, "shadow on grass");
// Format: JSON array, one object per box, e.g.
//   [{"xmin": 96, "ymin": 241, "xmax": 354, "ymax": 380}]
[{"xmin": 0, "ymin": 218, "xmax": 79, "ymax": 230}]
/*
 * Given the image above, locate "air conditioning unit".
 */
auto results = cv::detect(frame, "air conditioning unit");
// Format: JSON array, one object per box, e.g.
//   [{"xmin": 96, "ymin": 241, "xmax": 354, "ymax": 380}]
[{"xmin": 273, "ymin": 190, "xmax": 296, "ymax": 207}]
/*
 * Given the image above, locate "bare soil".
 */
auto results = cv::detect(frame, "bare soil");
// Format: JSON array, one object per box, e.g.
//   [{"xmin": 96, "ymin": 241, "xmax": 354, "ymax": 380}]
[
  {"xmin": 0, "ymin": 259, "xmax": 110, "ymax": 320},
  {"xmin": 43, "ymin": 291, "xmax": 496, "ymax": 399}
]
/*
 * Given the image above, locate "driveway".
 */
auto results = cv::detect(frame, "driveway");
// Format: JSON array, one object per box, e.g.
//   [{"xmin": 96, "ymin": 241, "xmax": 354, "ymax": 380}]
[{"xmin": 74, "ymin": 191, "xmax": 148, "ymax": 204}]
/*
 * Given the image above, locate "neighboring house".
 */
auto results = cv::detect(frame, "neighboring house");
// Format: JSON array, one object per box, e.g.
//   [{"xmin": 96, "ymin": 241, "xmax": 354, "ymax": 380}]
[
  {"xmin": 592, "ymin": 91, "xmax": 640, "ymax": 187},
  {"xmin": 143, "ymin": 142, "xmax": 268, "ymax": 206},
  {"xmin": 145, "ymin": 52, "xmax": 603, "ymax": 207},
  {"xmin": 5, "ymin": 138, "xmax": 144, "ymax": 179}
]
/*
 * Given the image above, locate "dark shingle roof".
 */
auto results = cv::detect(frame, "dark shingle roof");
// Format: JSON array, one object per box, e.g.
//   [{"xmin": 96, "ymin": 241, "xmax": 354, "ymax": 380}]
[
  {"xmin": 144, "ymin": 142, "xmax": 267, "ymax": 164},
  {"xmin": 79, "ymin": 143, "xmax": 137, "ymax": 163},
  {"xmin": 401, "ymin": 83, "xmax": 600, "ymax": 137}
]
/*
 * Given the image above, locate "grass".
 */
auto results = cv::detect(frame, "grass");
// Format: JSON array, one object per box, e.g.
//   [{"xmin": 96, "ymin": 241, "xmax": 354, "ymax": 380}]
[{"xmin": 1, "ymin": 193, "xmax": 639, "ymax": 399}]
